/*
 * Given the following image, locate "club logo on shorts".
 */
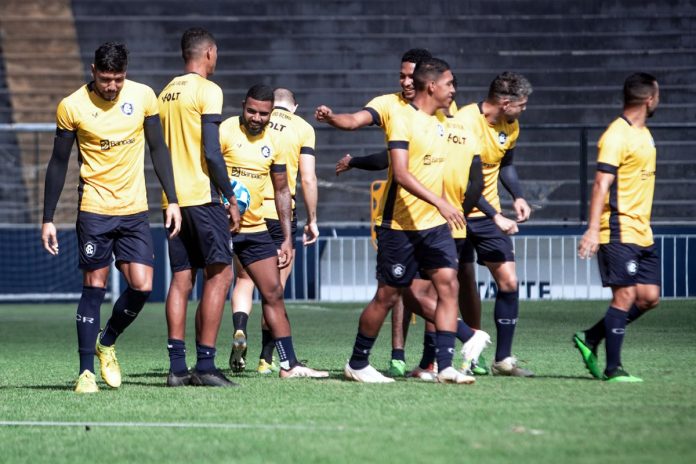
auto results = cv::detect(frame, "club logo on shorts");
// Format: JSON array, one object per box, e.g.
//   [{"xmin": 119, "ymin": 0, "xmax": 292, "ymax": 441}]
[
  {"xmin": 120, "ymin": 102, "xmax": 134, "ymax": 115},
  {"xmin": 626, "ymin": 260, "xmax": 638, "ymax": 276},
  {"xmin": 436, "ymin": 124, "xmax": 445, "ymax": 137},
  {"xmin": 391, "ymin": 263, "xmax": 405, "ymax": 278},
  {"xmin": 498, "ymin": 131, "xmax": 508, "ymax": 145},
  {"xmin": 84, "ymin": 242, "xmax": 96, "ymax": 257},
  {"xmin": 261, "ymin": 145, "xmax": 272, "ymax": 158}
]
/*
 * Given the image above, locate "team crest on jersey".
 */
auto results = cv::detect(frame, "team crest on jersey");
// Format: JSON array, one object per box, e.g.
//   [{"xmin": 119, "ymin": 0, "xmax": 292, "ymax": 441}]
[
  {"xmin": 436, "ymin": 124, "xmax": 445, "ymax": 137},
  {"xmin": 626, "ymin": 260, "xmax": 638, "ymax": 276},
  {"xmin": 120, "ymin": 102, "xmax": 134, "ymax": 116},
  {"xmin": 84, "ymin": 242, "xmax": 96, "ymax": 257},
  {"xmin": 498, "ymin": 131, "xmax": 508, "ymax": 145},
  {"xmin": 391, "ymin": 263, "xmax": 405, "ymax": 278},
  {"xmin": 261, "ymin": 145, "xmax": 272, "ymax": 158}
]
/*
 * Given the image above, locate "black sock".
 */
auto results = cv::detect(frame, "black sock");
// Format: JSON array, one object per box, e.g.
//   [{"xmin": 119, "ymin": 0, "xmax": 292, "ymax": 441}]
[
  {"xmin": 349, "ymin": 332, "xmax": 376, "ymax": 370},
  {"xmin": 275, "ymin": 336, "xmax": 298, "ymax": 370},
  {"xmin": 435, "ymin": 331, "xmax": 456, "ymax": 371},
  {"xmin": 195, "ymin": 343, "xmax": 216, "ymax": 373},
  {"xmin": 260, "ymin": 329, "xmax": 275, "ymax": 363},
  {"xmin": 419, "ymin": 331, "xmax": 437, "ymax": 369},
  {"xmin": 494, "ymin": 290, "xmax": 519, "ymax": 362},
  {"xmin": 391, "ymin": 348, "xmax": 405, "ymax": 362},
  {"xmin": 99, "ymin": 287, "xmax": 151, "ymax": 346},
  {"xmin": 76, "ymin": 286, "xmax": 106, "ymax": 374},
  {"xmin": 585, "ymin": 304, "xmax": 643, "ymax": 348},
  {"xmin": 604, "ymin": 306, "xmax": 628, "ymax": 375},
  {"xmin": 456, "ymin": 319, "xmax": 475, "ymax": 343},
  {"xmin": 167, "ymin": 338, "xmax": 187, "ymax": 375},
  {"xmin": 232, "ymin": 312, "xmax": 249, "ymax": 334}
]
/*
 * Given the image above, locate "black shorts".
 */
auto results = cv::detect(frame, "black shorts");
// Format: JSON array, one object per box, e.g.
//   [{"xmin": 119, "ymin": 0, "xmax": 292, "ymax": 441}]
[
  {"xmin": 265, "ymin": 211, "xmax": 298, "ymax": 249},
  {"xmin": 375, "ymin": 224, "xmax": 458, "ymax": 287},
  {"xmin": 232, "ymin": 230, "xmax": 278, "ymax": 268},
  {"xmin": 461, "ymin": 217, "xmax": 515, "ymax": 265},
  {"xmin": 76, "ymin": 211, "xmax": 154, "ymax": 270},
  {"xmin": 167, "ymin": 203, "xmax": 233, "ymax": 272},
  {"xmin": 597, "ymin": 243, "xmax": 661, "ymax": 288}
]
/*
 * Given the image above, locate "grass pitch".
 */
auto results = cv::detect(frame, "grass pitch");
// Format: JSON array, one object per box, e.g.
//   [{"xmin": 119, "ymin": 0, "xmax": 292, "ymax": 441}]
[{"xmin": 1, "ymin": 299, "xmax": 695, "ymax": 464}]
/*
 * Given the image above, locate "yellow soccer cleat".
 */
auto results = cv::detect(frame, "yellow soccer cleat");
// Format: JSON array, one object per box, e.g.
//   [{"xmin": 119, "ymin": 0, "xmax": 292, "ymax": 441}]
[
  {"xmin": 96, "ymin": 337, "xmax": 122, "ymax": 388},
  {"xmin": 74, "ymin": 370, "xmax": 99, "ymax": 393},
  {"xmin": 257, "ymin": 358, "xmax": 279, "ymax": 374}
]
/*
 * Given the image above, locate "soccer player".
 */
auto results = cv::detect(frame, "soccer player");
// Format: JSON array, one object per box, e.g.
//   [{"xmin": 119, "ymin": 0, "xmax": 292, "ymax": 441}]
[
  {"xmin": 344, "ymin": 57, "xmax": 483, "ymax": 384},
  {"xmin": 316, "ymin": 48, "xmax": 435, "ymax": 377},
  {"xmin": 456, "ymin": 72, "xmax": 535, "ymax": 377},
  {"xmin": 41, "ymin": 42, "xmax": 181, "ymax": 393},
  {"xmin": 228, "ymin": 87, "xmax": 319, "ymax": 374},
  {"xmin": 574, "ymin": 73, "xmax": 660, "ymax": 382},
  {"xmin": 221, "ymin": 84, "xmax": 328, "ymax": 379},
  {"xmin": 158, "ymin": 28, "xmax": 241, "ymax": 387}
]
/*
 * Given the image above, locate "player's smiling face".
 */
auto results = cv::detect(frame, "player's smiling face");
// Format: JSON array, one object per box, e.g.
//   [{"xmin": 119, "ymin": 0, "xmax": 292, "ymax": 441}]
[
  {"xmin": 242, "ymin": 97, "xmax": 273, "ymax": 135},
  {"xmin": 400, "ymin": 61, "xmax": 417, "ymax": 100},
  {"xmin": 91, "ymin": 68, "xmax": 126, "ymax": 101},
  {"xmin": 432, "ymin": 69, "xmax": 456, "ymax": 108}
]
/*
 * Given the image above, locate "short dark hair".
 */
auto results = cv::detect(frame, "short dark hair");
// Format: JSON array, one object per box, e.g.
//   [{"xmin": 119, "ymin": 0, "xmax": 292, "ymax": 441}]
[
  {"xmin": 623, "ymin": 72, "xmax": 658, "ymax": 106},
  {"xmin": 413, "ymin": 57, "xmax": 451, "ymax": 91},
  {"xmin": 487, "ymin": 72, "xmax": 533, "ymax": 102},
  {"xmin": 245, "ymin": 84, "xmax": 274, "ymax": 103},
  {"xmin": 181, "ymin": 27, "xmax": 216, "ymax": 62},
  {"xmin": 94, "ymin": 42, "xmax": 128, "ymax": 73},
  {"xmin": 401, "ymin": 48, "xmax": 432, "ymax": 65}
]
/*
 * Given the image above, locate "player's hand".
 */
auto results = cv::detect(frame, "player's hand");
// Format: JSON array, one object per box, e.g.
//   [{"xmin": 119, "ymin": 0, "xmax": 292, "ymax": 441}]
[
  {"xmin": 226, "ymin": 201, "xmax": 241, "ymax": 234},
  {"xmin": 303, "ymin": 221, "xmax": 319, "ymax": 245},
  {"xmin": 437, "ymin": 199, "xmax": 466, "ymax": 230},
  {"xmin": 315, "ymin": 105, "xmax": 333, "ymax": 123},
  {"xmin": 41, "ymin": 222, "xmax": 59, "ymax": 255},
  {"xmin": 578, "ymin": 228, "xmax": 600, "ymax": 259},
  {"xmin": 164, "ymin": 203, "xmax": 182, "ymax": 238},
  {"xmin": 335, "ymin": 154, "xmax": 352, "ymax": 176},
  {"xmin": 513, "ymin": 198, "xmax": 532, "ymax": 222},
  {"xmin": 277, "ymin": 239, "xmax": 293, "ymax": 269},
  {"xmin": 493, "ymin": 213, "xmax": 519, "ymax": 235}
]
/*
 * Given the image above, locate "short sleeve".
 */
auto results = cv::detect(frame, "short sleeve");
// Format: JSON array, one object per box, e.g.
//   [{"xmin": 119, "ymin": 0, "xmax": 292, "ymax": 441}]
[
  {"xmin": 199, "ymin": 81, "xmax": 223, "ymax": 115},
  {"xmin": 364, "ymin": 94, "xmax": 390, "ymax": 127},
  {"xmin": 597, "ymin": 126, "xmax": 624, "ymax": 170},
  {"xmin": 300, "ymin": 123, "xmax": 316, "ymax": 155},
  {"xmin": 143, "ymin": 86, "xmax": 159, "ymax": 117},
  {"xmin": 387, "ymin": 112, "xmax": 410, "ymax": 149},
  {"xmin": 55, "ymin": 99, "xmax": 76, "ymax": 132}
]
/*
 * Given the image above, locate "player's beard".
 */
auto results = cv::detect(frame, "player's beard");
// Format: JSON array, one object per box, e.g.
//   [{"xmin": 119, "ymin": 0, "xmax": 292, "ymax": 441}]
[{"xmin": 242, "ymin": 116, "xmax": 266, "ymax": 135}]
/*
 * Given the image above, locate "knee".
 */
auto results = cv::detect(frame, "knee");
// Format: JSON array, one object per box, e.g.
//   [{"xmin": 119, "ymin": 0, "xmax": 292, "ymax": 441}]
[
  {"xmin": 263, "ymin": 284, "xmax": 285, "ymax": 306},
  {"xmin": 128, "ymin": 281, "xmax": 152, "ymax": 292},
  {"xmin": 374, "ymin": 290, "xmax": 400, "ymax": 310},
  {"xmin": 637, "ymin": 295, "xmax": 660, "ymax": 310},
  {"xmin": 496, "ymin": 275, "xmax": 518, "ymax": 292}
]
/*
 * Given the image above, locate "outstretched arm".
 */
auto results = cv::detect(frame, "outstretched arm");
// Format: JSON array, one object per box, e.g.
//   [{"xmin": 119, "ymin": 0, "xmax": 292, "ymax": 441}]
[{"xmin": 315, "ymin": 106, "xmax": 374, "ymax": 131}]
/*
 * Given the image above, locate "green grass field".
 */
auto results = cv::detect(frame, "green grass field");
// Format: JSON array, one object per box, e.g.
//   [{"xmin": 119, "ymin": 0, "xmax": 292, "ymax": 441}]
[{"xmin": 1, "ymin": 299, "xmax": 695, "ymax": 464}]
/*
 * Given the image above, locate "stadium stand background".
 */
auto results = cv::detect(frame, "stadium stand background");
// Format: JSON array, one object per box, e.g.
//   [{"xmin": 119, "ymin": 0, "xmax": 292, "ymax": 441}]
[{"xmin": 1, "ymin": 0, "xmax": 695, "ymax": 226}]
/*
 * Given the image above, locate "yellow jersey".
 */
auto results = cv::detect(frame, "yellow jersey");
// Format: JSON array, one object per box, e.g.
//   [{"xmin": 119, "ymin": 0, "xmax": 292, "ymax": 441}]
[
  {"xmin": 262, "ymin": 107, "xmax": 316, "ymax": 219},
  {"xmin": 158, "ymin": 73, "xmax": 224, "ymax": 208},
  {"xmin": 55, "ymin": 79, "xmax": 159, "ymax": 216},
  {"xmin": 376, "ymin": 103, "xmax": 448, "ymax": 231},
  {"xmin": 457, "ymin": 102, "xmax": 520, "ymax": 218},
  {"xmin": 220, "ymin": 117, "xmax": 287, "ymax": 233},
  {"xmin": 597, "ymin": 116, "xmax": 656, "ymax": 246}
]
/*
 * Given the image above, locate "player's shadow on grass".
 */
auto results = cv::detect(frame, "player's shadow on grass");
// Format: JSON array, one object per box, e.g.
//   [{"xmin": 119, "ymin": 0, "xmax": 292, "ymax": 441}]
[
  {"xmin": 530, "ymin": 374, "xmax": 597, "ymax": 380},
  {"xmin": 23, "ymin": 384, "xmax": 79, "ymax": 391}
]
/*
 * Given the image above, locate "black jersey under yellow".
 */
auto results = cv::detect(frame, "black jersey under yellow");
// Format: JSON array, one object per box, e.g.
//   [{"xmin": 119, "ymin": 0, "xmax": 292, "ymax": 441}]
[
  {"xmin": 55, "ymin": 79, "xmax": 159, "ymax": 215},
  {"xmin": 597, "ymin": 116, "xmax": 656, "ymax": 246},
  {"xmin": 220, "ymin": 117, "xmax": 287, "ymax": 233},
  {"xmin": 457, "ymin": 102, "xmax": 520, "ymax": 218},
  {"xmin": 262, "ymin": 107, "xmax": 315, "ymax": 219},
  {"xmin": 158, "ymin": 73, "xmax": 224, "ymax": 208}
]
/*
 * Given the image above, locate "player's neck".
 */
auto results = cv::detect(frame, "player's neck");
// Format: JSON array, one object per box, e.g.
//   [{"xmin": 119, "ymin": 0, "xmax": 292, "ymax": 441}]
[
  {"xmin": 481, "ymin": 100, "xmax": 501, "ymax": 125},
  {"xmin": 412, "ymin": 94, "xmax": 442, "ymax": 116},
  {"xmin": 184, "ymin": 62, "xmax": 209, "ymax": 79},
  {"xmin": 622, "ymin": 106, "xmax": 648, "ymax": 128}
]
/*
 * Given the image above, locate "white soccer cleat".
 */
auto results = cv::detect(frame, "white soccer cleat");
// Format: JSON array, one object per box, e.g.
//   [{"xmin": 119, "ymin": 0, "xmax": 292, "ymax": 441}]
[
  {"xmin": 407, "ymin": 365, "xmax": 437, "ymax": 382},
  {"xmin": 279, "ymin": 363, "xmax": 329, "ymax": 379},
  {"xmin": 436, "ymin": 366, "xmax": 476, "ymax": 384},
  {"xmin": 490, "ymin": 356, "xmax": 535, "ymax": 377},
  {"xmin": 461, "ymin": 329, "xmax": 491, "ymax": 366},
  {"xmin": 344, "ymin": 363, "xmax": 395, "ymax": 383}
]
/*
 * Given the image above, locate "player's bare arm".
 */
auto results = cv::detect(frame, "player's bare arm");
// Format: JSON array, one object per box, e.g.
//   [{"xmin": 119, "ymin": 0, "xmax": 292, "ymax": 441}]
[
  {"xmin": 315, "ymin": 106, "xmax": 373, "ymax": 130},
  {"xmin": 272, "ymin": 169, "xmax": 293, "ymax": 268},
  {"xmin": 299, "ymin": 153, "xmax": 319, "ymax": 245},
  {"xmin": 578, "ymin": 170, "xmax": 615, "ymax": 259},
  {"xmin": 335, "ymin": 154, "xmax": 352, "ymax": 175}
]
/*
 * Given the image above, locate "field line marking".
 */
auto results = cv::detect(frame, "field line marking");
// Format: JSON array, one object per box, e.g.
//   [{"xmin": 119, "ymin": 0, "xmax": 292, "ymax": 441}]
[{"xmin": 0, "ymin": 420, "xmax": 350, "ymax": 431}]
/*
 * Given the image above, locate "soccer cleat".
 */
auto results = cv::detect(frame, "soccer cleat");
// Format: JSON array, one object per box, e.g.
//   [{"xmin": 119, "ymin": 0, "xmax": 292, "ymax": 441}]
[
  {"xmin": 190, "ymin": 369, "xmax": 239, "ymax": 387},
  {"xmin": 387, "ymin": 359, "xmax": 407, "ymax": 377},
  {"xmin": 604, "ymin": 368, "xmax": 643, "ymax": 383},
  {"xmin": 257, "ymin": 358, "xmax": 279, "ymax": 374},
  {"xmin": 461, "ymin": 330, "xmax": 491, "ymax": 370},
  {"xmin": 490, "ymin": 356, "xmax": 535, "ymax": 377},
  {"xmin": 96, "ymin": 336, "xmax": 122, "ymax": 388},
  {"xmin": 279, "ymin": 363, "xmax": 329, "ymax": 379},
  {"xmin": 229, "ymin": 330, "xmax": 247, "ymax": 373},
  {"xmin": 572, "ymin": 331, "xmax": 602, "ymax": 379},
  {"xmin": 470, "ymin": 354, "xmax": 489, "ymax": 376},
  {"xmin": 407, "ymin": 365, "xmax": 437, "ymax": 382},
  {"xmin": 166, "ymin": 370, "xmax": 192, "ymax": 387},
  {"xmin": 74, "ymin": 370, "xmax": 99, "ymax": 393},
  {"xmin": 436, "ymin": 366, "xmax": 476, "ymax": 384},
  {"xmin": 344, "ymin": 363, "xmax": 395, "ymax": 383}
]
